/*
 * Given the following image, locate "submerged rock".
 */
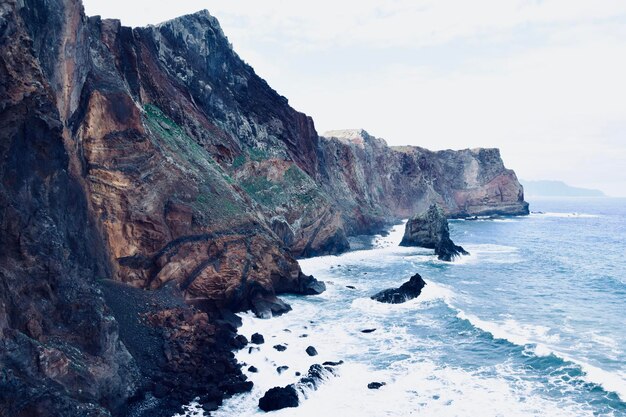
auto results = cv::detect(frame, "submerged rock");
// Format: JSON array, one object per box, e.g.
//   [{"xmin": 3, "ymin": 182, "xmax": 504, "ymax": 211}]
[
  {"xmin": 371, "ymin": 273, "xmax": 426, "ymax": 304},
  {"xmin": 258, "ymin": 385, "xmax": 299, "ymax": 412},
  {"xmin": 400, "ymin": 204, "xmax": 469, "ymax": 261}
]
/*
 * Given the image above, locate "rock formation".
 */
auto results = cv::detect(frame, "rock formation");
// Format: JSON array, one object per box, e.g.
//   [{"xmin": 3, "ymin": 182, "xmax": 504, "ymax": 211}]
[
  {"xmin": 319, "ymin": 129, "xmax": 529, "ymax": 236},
  {"xmin": 371, "ymin": 273, "xmax": 427, "ymax": 304},
  {"xmin": 0, "ymin": 0, "xmax": 528, "ymax": 415},
  {"xmin": 400, "ymin": 204, "xmax": 469, "ymax": 261}
]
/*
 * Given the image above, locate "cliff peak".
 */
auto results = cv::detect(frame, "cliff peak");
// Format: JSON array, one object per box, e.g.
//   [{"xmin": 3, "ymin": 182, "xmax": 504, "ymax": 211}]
[{"xmin": 323, "ymin": 129, "xmax": 387, "ymax": 148}]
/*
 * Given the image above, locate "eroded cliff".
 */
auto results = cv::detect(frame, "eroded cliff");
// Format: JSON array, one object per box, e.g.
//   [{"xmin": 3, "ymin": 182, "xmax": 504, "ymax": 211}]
[{"xmin": 0, "ymin": 0, "xmax": 528, "ymax": 415}]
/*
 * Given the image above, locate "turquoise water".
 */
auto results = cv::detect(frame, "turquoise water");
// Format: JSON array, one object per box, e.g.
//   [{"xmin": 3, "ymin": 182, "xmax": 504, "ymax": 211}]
[{"xmin": 206, "ymin": 198, "xmax": 626, "ymax": 417}]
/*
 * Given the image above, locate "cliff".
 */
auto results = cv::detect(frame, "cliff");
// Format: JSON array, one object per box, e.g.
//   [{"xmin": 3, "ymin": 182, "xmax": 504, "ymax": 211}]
[
  {"xmin": 318, "ymin": 129, "xmax": 528, "ymax": 235},
  {"xmin": 0, "ymin": 0, "xmax": 528, "ymax": 415}
]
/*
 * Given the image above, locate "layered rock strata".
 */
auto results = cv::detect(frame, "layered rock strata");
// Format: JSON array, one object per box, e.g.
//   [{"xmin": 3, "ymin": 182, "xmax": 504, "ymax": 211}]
[{"xmin": 0, "ymin": 0, "xmax": 528, "ymax": 415}]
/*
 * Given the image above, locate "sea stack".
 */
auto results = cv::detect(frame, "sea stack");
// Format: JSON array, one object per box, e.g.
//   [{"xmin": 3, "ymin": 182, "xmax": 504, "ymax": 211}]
[{"xmin": 400, "ymin": 204, "xmax": 469, "ymax": 261}]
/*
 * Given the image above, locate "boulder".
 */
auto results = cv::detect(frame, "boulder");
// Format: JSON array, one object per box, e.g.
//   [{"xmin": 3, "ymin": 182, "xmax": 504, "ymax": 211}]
[
  {"xmin": 371, "ymin": 273, "xmax": 426, "ymax": 304},
  {"xmin": 400, "ymin": 204, "xmax": 469, "ymax": 261},
  {"xmin": 251, "ymin": 296, "xmax": 292, "ymax": 319},
  {"xmin": 306, "ymin": 346, "xmax": 318, "ymax": 356},
  {"xmin": 258, "ymin": 385, "xmax": 299, "ymax": 412}
]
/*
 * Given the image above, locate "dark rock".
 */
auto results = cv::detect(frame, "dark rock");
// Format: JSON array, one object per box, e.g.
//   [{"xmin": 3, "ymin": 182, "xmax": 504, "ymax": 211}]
[
  {"xmin": 231, "ymin": 334, "xmax": 248, "ymax": 349},
  {"xmin": 298, "ymin": 364, "xmax": 327, "ymax": 390},
  {"xmin": 322, "ymin": 360, "xmax": 344, "ymax": 366},
  {"xmin": 299, "ymin": 334, "xmax": 308, "ymax": 338},
  {"xmin": 361, "ymin": 328, "xmax": 377, "ymax": 333},
  {"xmin": 295, "ymin": 372, "xmax": 301, "ymax": 376},
  {"xmin": 258, "ymin": 385, "xmax": 299, "ymax": 412},
  {"xmin": 371, "ymin": 273, "xmax": 426, "ymax": 304},
  {"xmin": 346, "ymin": 285, "xmax": 357, "ymax": 289},
  {"xmin": 297, "ymin": 274, "xmax": 327, "ymax": 295},
  {"xmin": 248, "ymin": 366, "xmax": 258, "ymax": 373},
  {"xmin": 248, "ymin": 347, "xmax": 260, "ymax": 354},
  {"xmin": 251, "ymin": 333, "xmax": 265, "ymax": 344},
  {"xmin": 368, "ymin": 382, "xmax": 386, "ymax": 389},
  {"xmin": 306, "ymin": 346, "xmax": 318, "ymax": 356},
  {"xmin": 277, "ymin": 366, "xmax": 289, "ymax": 374},
  {"xmin": 273, "ymin": 344, "xmax": 287, "ymax": 352},
  {"xmin": 251, "ymin": 296, "xmax": 292, "ymax": 319},
  {"xmin": 153, "ymin": 383, "xmax": 169, "ymax": 398},
  {"xmin": 400, "ymin": 204, "xmax": 469, "ymax": 261},
  {"xmin": 202, "ymin": 401, "xmax": 219, "ymax": 412},
  {"xmin": 217, "ymin": 309, "xmax": 243, "ymax": 329}
]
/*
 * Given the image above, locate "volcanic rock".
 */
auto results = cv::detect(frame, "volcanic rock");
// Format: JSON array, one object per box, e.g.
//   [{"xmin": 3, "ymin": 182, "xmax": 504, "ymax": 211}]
[
  {"xmin": 371, "ymin": 273, "xmax": 427, "ymax": 304},
  {"xmin": 400, "ymin": 204, "xmax": 469, "ymax": 261},
  {"xmin": 306, "ymin": 346, "xmax": 319, "ymax": 356},
  {"xmin": 258, "ymin": 385, "xmax": 299, "ymax": 412}
]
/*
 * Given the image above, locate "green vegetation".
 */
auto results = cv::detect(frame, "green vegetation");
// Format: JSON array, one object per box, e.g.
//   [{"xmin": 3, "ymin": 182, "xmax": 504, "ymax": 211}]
[
  {"xmin": 142, "ymin": 104, "xmax": 243, "ymax": 223},
  {"xmin": 248, "ymin": 147, "xmax": 269, "ymax": 161}
]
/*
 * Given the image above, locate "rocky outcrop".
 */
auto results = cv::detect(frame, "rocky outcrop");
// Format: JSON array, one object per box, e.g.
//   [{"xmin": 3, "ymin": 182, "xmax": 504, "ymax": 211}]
[
  {"xmin": 0, "ymin": 2, "xmax": 138, "ymax": 415},
  {"xmin": 258, "ymin": 385, "xmax": 299, "ymax": 412},
  {"xmin": 371, "ymin": 273, "xmax": 427, "ymax": 304},
  {"xmin": 400, "ymin": 204, "xmax": 469, "ymax": 261},
  {"xmin": 1, "ymin": 0, "xmax": 528, "ymax": 415},
  {"xmin": 318, "ymin": 130, "xmax": 528, "ymax": 236}
]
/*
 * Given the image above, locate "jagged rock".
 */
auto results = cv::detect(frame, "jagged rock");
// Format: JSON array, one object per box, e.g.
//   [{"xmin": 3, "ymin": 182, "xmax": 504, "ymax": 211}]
[
  {"xmin": 323, "ymin": 360, "xmax": 344, "ymax": 366},
  {"xmin": 400, "ymin": 204, "xmax": 469, "ymax": 261},
  {"xmin": 0, "ymin": 0, "xmax": 528, "ymax": 414},
  {"xmin": 231, "ymin": 335, "xmax": 248, "ymax": 349},
  {"xmin": 296, "ymin": 274, "xmax": 327, "ymax": 295},
  {"xmin": 258, "ymin": 385, "xmax": 299, "ymax": 412},
  {"xmin": 368, "ymin": 382, "xmax": 386, "ymax": 389},
  {"xmin": 251, "ymin": 296, "xmax": 292, "ymax": 319},
  {"xmin": 306, "ymin": 346, "xmax": 318, "ymax": 356},
  {"xmin": 251, "ymin": 333, "xmax": 265, "ymax": 344},
  {"xmin": 371, "ymin": 273, "xmax": 426, "ymax": 304}
]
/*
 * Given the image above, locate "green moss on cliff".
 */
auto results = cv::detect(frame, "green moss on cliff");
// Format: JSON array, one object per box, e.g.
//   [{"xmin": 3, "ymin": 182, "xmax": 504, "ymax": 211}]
[{"xmin": 142, "ymin": 104, "xmax": 244, "ymax": 224}]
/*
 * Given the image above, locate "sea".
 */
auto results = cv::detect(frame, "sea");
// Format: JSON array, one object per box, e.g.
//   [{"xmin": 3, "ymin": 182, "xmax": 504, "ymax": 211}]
[{"xmin": 181, "ymin": 197, "xmax": 626, "ymax": 417}]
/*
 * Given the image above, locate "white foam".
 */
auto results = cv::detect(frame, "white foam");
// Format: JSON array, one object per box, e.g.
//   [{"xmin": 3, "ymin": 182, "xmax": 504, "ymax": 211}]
[
  {"xmin": 531, "ymin": 212, "xmax": 600, "ymax": 218},
  {"xmin": 455, "ymin": 311, "xmax": 626, "ymax": 401},
  {"xmin": 214, "ymin": 358, "xmax": 595, "ymax": 417}
]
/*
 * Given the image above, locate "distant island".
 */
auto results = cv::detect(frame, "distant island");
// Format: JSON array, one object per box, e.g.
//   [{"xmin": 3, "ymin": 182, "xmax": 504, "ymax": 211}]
[{"xmin": 521, "ymin": 180, "xmax": 606, "ymax": 197}]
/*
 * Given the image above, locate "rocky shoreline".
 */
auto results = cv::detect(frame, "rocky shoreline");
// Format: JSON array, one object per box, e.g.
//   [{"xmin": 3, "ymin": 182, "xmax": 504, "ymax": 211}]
[{"xmin": 0, "ymin": 0, "xmax": 528, "ymax": 416}]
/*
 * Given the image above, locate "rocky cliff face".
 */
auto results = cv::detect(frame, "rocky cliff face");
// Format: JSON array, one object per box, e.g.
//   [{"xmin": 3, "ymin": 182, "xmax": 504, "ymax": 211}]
[
  {"xmin": 1, "ymin": 0, "xmax": 528, "ymax": 415},
  {"xmin": 318, "ymin": 129, "xmax": 529, "ymax": 235}
]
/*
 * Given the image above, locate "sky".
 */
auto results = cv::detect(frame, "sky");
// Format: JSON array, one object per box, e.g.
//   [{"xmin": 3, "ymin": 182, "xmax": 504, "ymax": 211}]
[{"xmin": 82, "ymin": 0, "xmax": 626, "ymax": 196}]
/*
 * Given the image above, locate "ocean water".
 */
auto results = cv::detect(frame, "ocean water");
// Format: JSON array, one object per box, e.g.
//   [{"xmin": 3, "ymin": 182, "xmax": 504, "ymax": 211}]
[{"xmin": 183, "ymin": 198, "xmax": 626, "ymax": 417}]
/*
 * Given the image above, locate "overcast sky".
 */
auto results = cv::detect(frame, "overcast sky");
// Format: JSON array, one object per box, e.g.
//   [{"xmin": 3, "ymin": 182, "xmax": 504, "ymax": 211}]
[{"xmin": 83, "ymin": 0, "xmax": 626, "ymax": 196}]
